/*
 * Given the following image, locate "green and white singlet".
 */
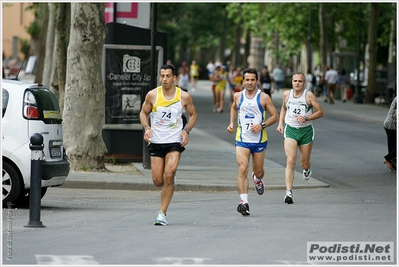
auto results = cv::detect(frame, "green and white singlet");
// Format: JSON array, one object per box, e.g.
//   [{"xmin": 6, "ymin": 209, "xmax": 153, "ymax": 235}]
[{"xmin": 285, "ymin": 89, "xmax": 313, "ymax": 128}]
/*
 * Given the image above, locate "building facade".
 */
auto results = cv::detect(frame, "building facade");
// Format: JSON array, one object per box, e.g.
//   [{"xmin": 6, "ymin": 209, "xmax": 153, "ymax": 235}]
[{"xmin": 2, "ymin": 2, "xmax": 34, "ymax": 61}]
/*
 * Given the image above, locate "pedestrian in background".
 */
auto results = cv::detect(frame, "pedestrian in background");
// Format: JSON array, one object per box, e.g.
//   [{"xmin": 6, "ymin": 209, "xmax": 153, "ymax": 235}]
[
  {"xmin": 167, "ymin": 59, "xmax": 174, "ymax": 68},
  {"xmin": 324, "ymin": 66, "xmax": 339, "ymax": 104},
  {"xmin": 338, "ymin": 68, "xmax": 349, "ymax": 103},
  {"xmin": 228, "ymin": 65, "xmax": 237, "ymax": 108},
  {"xmin": 177, "ymin": 66, "xmax": 189, "ymax": 92},
  {"xmin": 306, "ymin": 69, "xmax": 314, "ymax": 92},
  {"xmin": 319, "ymin": 69, "xmax": 328, "ymax": 102},
  {"xmin": 206, "ymin": 60, "xmax": 215, "ymax": 76},
  {"xmin": 259, "ymin": 66, "xmax": 273, "ymax": 98},
  {"xmin": 215, "ymin": 65, "xmax": 228, "ymax": 113},
  {"xmin": 276, "ymin": 72, "xmax": 324, "ymax": 204},
  {"xmin": 234, "ymin": 67, "xmax": 243, "ymax": 93},
  {"xmin": 140, "ymin": 64, "xmax": 198, "ymax": 226},
  {"xmin": 272, "ymin": 65, "xmax": 284, "ymax": 92},
  {"xmin": 177, "ymin": 61, "xmax": 187, "ymax": 76},
  {"xmin": 227, "ymin": 68, "xmax": 279, "ymax": 216},
  {"xmin": 189, "ymin": 60, "xmax": 200, "ymax": 92},
  {"xmin": 383, "ymin": 96, "xmax": 397, "ymax": 171}
]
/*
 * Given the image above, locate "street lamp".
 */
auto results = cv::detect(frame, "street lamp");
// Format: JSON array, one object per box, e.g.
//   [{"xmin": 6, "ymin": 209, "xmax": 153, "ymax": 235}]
[
  {"xmin": 353, "ymin": 3, "xmax": 363, "ymax": 104},
  {"xmin": 307, "ymin": 4, "xmax": 312, "ymax": 72}
]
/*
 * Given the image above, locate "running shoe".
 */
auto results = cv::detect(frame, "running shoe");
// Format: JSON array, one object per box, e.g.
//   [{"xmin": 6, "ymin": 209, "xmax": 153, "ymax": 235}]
[
  {"xmin": 284, "ymin": 191, "xmax": 294, "ymax": 204},
  {"xmin": 237, "ymin": 201, "xmax": 250, "ymax": 216},
  {"xmin": 154, "ymin": 211, "xmax": 168, "ymax": 226},
  {"xmin": 303, "ymin": 168, "xmax": 312, "ymax": 181},
  {"xmin": 252, "ymin": 172, "xmax": 264, "ymax": 195}
]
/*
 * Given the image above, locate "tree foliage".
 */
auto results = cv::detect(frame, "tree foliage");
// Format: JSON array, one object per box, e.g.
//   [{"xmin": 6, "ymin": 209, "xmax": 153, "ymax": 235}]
[
  {"xmin": 157, "ymin": 3, "xmax": 230, "ymax": 63},
  {"xmin": 155, "ymin": 2, "xmax": 395, "ymax": 70}
]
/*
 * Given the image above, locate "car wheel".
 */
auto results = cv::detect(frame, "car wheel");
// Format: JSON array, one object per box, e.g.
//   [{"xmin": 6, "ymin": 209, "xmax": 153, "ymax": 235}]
[{"xmin": 2, "ymin": 161, "xmax": 23, "ymax": 206}]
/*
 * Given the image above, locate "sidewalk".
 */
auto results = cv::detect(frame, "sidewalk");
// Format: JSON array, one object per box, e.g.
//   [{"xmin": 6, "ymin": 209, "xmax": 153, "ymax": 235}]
[{"xmin": 16, "ymin": 72, "xmax": 390, "ymax": 192}]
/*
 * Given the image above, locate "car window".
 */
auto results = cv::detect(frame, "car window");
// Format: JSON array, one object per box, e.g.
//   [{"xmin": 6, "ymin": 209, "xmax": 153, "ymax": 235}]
[
  {"xmin": 25, "ymin": 88, "xmax": 62, "ymax": 123},
  {"xmin": 2, "ymin": 89, "xmax": 9, "ymax": 118}
]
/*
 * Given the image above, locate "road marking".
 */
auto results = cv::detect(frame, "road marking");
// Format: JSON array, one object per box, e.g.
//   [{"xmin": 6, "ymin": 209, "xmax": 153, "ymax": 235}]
[
  {"xmin": 153, "ymin": 257, "xmax": 211, "ymax": 264},
  {"xmin": 36, "ymin": 255, "xmax": 98, "ymax": 265}
]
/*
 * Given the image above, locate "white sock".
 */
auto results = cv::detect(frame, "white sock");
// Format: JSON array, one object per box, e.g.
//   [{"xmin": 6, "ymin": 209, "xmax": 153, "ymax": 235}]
[
  {"xmin": 240, "ymin": 194, "xmax": 248, "ymax": 203},
  {"xmin": 286, "ymin": 190, "xmax": 292, "ymax": 195},
  {"xmin": 253, "ymin": 173, "xmax": 261, "ymax": 183}
]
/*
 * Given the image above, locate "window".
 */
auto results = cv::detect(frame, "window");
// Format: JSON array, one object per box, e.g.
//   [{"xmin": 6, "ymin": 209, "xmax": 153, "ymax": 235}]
[{"xmin": 2, "ymin": 89, "xmax": 9, "ymax": 118}]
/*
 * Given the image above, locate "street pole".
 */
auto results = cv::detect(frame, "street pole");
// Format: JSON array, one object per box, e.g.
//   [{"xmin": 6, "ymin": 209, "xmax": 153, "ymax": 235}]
[
  {"xmin": 307, "ymin": 4, "xmax": 312, "ymax": 72},
  {"xmin": 143, "ymin": 3, "xmax": 157, "ymax": 169},
  {"xmin": 353, "ymin": 3, "xmax": 363, "ymax": 104},
  {"xmin": 24, "ymin": 133, "xmax": 45, "ymax": 228}
]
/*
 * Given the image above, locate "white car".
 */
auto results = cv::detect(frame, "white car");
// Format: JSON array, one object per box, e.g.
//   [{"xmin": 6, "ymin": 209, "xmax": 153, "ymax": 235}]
[{"xmin": 2, "ymin": 79, "xmax": 69, "ymax": 206}]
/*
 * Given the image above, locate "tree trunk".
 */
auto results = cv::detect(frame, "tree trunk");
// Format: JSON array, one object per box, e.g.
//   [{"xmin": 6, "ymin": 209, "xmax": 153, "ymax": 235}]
[
  {"xmin": 56, "ymin": 3, "xmax": 70, "ymax": 116},
  {"xmin": 50, "ymin": 30, "xmax": 58, "ymax": 98},
  {"xmin": 244, "ymin": 31, "xmax": 251, "ymax": 68},
  {"xmin": 318, "ymin": 3, "xmax": 328, "ymax": 73},
  {"xmin": 388, "ymin": 3, "xmax": 395, "ymax": 64},
  {"xmin": 219, "ymin": 16, "xmax": 227, "ymax": 63},
  {"xmin": 365, "ymin": 3, "xmax": 379, "ymax": 104},
  {"xmin": 63, "ymin": 3, "xmax": 107, "ymax": 171},
  {"xmin": 33, "ymin": 3, "xmax": 49, "ymax": 83},
  {"xmin": 42, "ymin": 3, "xmax": 56, "ymax": 88},
  {"xmin": 233, "ymin": 21, "xmax": 242, "ymax": 67}
]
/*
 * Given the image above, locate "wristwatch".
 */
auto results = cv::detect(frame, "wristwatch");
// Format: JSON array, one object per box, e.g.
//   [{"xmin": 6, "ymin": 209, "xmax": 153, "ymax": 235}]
[
  {"xmin": 304, "ymin": 116, "xmax": 309, "ymax": 121},
  {"xmin": 261, "ymin": 122, "xmax": 266, "ymax": 129},
  {"xmin": 184, "ymin": 127, "xmax": 190, "ymax": 134}
]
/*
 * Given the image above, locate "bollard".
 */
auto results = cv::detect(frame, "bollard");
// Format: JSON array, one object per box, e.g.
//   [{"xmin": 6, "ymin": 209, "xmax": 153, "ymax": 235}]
[{"xmin": 24, "ymin": 133, "xmax": 45, "ymax": 228}]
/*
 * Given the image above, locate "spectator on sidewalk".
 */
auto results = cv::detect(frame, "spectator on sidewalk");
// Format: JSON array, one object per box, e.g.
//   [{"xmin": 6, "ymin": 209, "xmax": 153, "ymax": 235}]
[
  {"xmin": 139, "ymin": 64, "xmax": 197, "ymax": 226},
  {"xmin": 227, "ymin": 67, "xmax": 279, "ymax": 216},
  {"xmin": 306, "ymin": 69, "xmax": 315, "ymax": 93},
  {"xmin": 259, "ymin": 66, "xmax": 273, "ymax": 98},
  {"xmin": 206, "ymin": 60, "xmax": 215, "ymax": 77},
  {"xmin": 338, "ymin": 68, "xmax": 349, "ymax": 103},
  {"xmin": 383, "ymin": 96, "xmax": 397, "ymax": 171},
  {"xmin": 319, "ymin": 69, "xmax": 328, "ymax": 102},
  {"xmin": 324, "ymin": 66, "xmax": 339, "ymax": 104},
  {"xmin": 177, "ymin": 66, "xmax": 189, "ymax": 92},
  {"xmin": 272, "ymin": 66, "xmax": 284, "ymax": 92}
]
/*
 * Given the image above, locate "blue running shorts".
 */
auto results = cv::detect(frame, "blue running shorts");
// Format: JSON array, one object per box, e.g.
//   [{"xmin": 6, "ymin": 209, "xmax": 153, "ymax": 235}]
[{"xmin": 235, "ymin": 141, "xmax": 268, "ymax": 154}]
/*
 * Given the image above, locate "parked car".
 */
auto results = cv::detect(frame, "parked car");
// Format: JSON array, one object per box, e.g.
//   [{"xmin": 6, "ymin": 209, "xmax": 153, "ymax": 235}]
[{"xmin": 2, "ymin": 79, "xmax": 69, "ymax": 206}]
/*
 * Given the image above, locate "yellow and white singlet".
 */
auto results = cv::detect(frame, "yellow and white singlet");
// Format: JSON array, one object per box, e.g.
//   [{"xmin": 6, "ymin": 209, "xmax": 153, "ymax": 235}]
[{"xmin": 150, "ymin": 86, "xmax": 183, "ymax": 144}]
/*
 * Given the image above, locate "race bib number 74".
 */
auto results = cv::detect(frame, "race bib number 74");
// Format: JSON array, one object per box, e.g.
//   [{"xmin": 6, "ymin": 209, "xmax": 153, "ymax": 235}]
[{"xmin": 155, "ymin": 107, "xmax": 178, "ymax": 125}]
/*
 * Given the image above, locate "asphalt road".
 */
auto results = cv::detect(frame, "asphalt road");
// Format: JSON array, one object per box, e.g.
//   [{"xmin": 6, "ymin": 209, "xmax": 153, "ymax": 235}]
[
  {"xmin": 3, "ymin": 187, "xmax": 396, "ymax": 265},
  {"xmin": 192, "ymin": 82, "xmax": 396, "ymax": 189}
]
